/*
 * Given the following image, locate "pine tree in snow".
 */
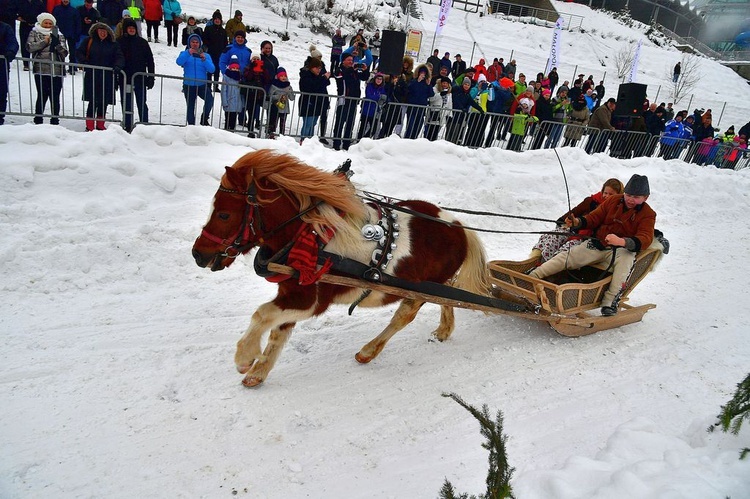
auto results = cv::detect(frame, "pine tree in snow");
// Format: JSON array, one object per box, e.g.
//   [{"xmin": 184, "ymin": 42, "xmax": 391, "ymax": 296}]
[
  {"xmin": 708, "ymin": 372, "xmax": 750, "ymax": 460},
  {"xmin": 438, "ymin": 393, "xmax": 515, "ymax": 499}
]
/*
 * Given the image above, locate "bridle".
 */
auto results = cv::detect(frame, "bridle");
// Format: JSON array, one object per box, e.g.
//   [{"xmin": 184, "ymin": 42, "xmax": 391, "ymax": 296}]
[{"xmin": 200, "ymin": 178, "xmax": 324, "ymax": 260}]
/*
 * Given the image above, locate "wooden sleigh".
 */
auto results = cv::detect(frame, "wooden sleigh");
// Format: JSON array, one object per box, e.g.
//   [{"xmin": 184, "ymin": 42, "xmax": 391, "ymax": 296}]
[
  {"xmin": 266, "ymin": 240, "xmax": 665, "ymax": 338},
  {"xmin": 487, "ymin": 240, "xmax": 664, "ymax": 336}
]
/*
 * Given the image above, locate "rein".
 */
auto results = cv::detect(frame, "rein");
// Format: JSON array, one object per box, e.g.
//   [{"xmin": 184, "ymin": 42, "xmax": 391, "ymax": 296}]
[{"xmin": 359, "ymin": 191, "xmax": 595, "ymax": 239}]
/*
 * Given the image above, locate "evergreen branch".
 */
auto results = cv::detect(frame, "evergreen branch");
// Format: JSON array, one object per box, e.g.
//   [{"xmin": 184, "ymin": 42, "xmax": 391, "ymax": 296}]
[
  {"xmin": 439, "ymin": 392, "xmax": 516, "ymax": 499},
  {"xmin": 710, "ymin": 373, "xmax": 750, "ymax": 460}
]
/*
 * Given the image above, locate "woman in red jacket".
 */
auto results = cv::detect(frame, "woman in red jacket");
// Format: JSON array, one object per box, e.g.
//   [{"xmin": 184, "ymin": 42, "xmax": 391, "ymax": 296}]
[
  {"xmin": 142, "ymin": 0, "xmax": 162, "ymax": 42},
  {"xmin": 530, "ymin": 178, "xmax": 624, "ymax": 262}
]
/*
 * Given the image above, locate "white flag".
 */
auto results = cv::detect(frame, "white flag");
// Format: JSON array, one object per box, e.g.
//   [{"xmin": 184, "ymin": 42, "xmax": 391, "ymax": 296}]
[
  {"xmin": 435, "ymin": 0, "xmax": 451, "ymax": 37},
  {"xmin": 628, "ymin": 39, "xmax": 642, "ymax": 83},
  {"xmin": 545, "ymin": 17, "xmax": 564, "ymax": 76}
]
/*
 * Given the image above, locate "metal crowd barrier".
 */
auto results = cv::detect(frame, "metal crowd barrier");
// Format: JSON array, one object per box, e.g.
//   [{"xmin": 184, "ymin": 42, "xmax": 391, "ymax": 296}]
[{"xmin": 2, "ymin": 55, "xmax": 748, "ymax": 170}]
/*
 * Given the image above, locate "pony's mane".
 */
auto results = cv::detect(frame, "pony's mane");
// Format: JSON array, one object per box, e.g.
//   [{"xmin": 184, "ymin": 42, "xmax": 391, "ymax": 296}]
[{"xmin": 230, "ymin": 150, "xmax": 368, "ymax": 239}]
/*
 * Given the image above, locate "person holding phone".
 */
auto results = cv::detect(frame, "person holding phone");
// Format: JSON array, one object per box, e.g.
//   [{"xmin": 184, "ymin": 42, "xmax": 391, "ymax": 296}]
[
  {"xmin": 176, "ymin": 33, "xmax": 214, "ymax": 125},
  {"xmin": 26, "ymin": 13, "xmax": 68, "ymax": 124}
]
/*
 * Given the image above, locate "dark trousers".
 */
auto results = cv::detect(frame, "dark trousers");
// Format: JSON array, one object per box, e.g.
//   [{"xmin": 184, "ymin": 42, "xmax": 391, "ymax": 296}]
[
  {"xmin": 183, "ymin": 84, "xmax": 213, "ymax": 125},
  {"xmin": 585, "ymin": 130, "xmax": 610, "ymax": 154},
  {"xmin": 357, "ymin": 114, "xmax": 377, "ymax": 139},
  {"xmin": 146, "ymin": 20, "xmax": 160, "ymax": 39},
  {"xmin": 33, "ymin": 74, "xmax": 63, "ymax": 124},
  {"xmin": 465, "ymin": 112, "xmax": 489, "ymax": 148},
  {"xmin": 484, "ymin": 114, "xmax": 505, "ymax": 147},
  {"xmin": 403, "ymin": 107, "xmax": 426, "ymax": 139},
  {"xmin": 318, "ymin": 103, "xmax": 330, "ymax": 137},
  {"xmin": 378, "ymin": 104, "xmax": 400, "ymax": 138},
  {"xmin": 121, "ymin": 81, "xmax": 148, "ymax": 131},
  {"xmin": 164, "ymin": 20, "xmax": 178, "ymax": 46},
  {"xmin": 0, "ymin": 60, "xmax": 9, "ymax": 124},
  {"xmin": 332, "ymin": 100, "xmax": 357, "ymax": 150},
  {"xmin": 267, "ymin": 106, "xmax": 287, "ymax": 135},
  {"xmin": 330, "ymin": 55, "xmax": 340, "ymax": 75},
  {"xmin": 20, "ymin": 23, "xmax": 34, "ymax": 64},
  {"xmin": 507, "ymin": 133, "xmax": 525, "ymax": 151}
]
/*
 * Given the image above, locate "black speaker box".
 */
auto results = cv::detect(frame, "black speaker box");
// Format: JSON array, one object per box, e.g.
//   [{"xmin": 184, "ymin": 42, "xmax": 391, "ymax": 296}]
[
  {"xmin": 378, "ymin": 30, "xmax": 406, "ymax": 75},
  {"xmin": 614, "ymin": 83, "xmax": 648, "ymax": 117}
]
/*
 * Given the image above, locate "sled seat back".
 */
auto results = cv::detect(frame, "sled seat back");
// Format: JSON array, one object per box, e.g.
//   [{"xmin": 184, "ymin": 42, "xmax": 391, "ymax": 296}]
[{"xmin": 488, "ymin": 240, "xmax": 664, "ymax": 315}]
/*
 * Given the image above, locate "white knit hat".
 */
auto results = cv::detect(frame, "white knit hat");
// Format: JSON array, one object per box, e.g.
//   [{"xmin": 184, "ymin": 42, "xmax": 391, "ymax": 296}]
[
  {"xmin": 37, "ymin": 13, "xmax": 56, "ymax": 26},
  {"xmin": 309, "ymin": 45, "xmax": 323, "ymax": 59},
  {"xmin": 519, "ymin": 97, "xmax": 534, "ymax": 109}
]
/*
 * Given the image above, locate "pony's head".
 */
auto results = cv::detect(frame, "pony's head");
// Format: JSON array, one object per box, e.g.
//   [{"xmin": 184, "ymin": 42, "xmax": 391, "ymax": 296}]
[{"xmin": 192, "ymin": 150, "xmax": 367, "ymax": 272}]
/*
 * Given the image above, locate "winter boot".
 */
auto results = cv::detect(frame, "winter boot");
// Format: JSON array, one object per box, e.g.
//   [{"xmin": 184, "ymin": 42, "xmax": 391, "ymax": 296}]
[
  {"xmin": 95, "ymin": 117, "xmax": 106, "ymax": 130},
  {"xmin": 85, "ymin": 119, "xmax": 95, "ymax": 131}
]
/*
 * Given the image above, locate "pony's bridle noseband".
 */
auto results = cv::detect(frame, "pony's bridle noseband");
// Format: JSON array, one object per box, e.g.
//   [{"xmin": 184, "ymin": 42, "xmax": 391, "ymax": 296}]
[
  {"xmin": 201, "ymin": 178, "xmax": 326, "ymax": 262},
  {"xmin": 200, "ymin": 182, "xmax": 261, "ymax": 259}
]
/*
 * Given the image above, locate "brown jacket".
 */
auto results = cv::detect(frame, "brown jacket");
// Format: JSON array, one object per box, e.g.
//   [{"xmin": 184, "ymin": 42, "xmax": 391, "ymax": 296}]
[
  {"xmin": 579, "ymin": 194, "xmax": 656, "ymax": 252},
  {"xmin": 588, "ymin": 104, "xmax": 614, "ymax": 131}
]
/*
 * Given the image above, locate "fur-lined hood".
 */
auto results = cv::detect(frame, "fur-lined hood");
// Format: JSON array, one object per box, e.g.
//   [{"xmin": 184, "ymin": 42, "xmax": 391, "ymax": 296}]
[
  {"xmin": 413, "ymin": 63, "xmax": 431, "ymax": 82},
  {"xmin": 402, "ymin": 55, "xmax": 414, "ymax": 72},
  {"xmin": 88, "ymin": 22, "xmax": 116, "ymax": 41}
]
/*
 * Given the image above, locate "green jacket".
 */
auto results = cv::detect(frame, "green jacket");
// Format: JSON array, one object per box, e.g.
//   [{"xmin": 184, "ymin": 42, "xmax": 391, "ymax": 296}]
[{"xmin": 510, "ymin": 111, "xmax": 538, "ymax": 135}]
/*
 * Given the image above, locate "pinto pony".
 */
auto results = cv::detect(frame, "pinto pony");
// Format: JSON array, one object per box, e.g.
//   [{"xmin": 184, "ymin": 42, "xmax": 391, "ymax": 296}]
[{"xmin": 192, "ymin": 150, "xmax": 491, "ymax": 387}]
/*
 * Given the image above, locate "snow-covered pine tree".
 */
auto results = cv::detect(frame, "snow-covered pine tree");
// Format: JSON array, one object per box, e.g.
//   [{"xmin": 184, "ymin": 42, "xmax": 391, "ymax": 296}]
[
  {"xmin": 438, "ymin": 393, "xmax": 515, "ymax": 499},
  {"xmin": 708, "ymin": 372, "xmax": 750, "ymax": 460}
]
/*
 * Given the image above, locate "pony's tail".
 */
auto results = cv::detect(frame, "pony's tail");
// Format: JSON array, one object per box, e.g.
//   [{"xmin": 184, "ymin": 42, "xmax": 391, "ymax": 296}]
[{"xmin": 453, "ymin": 227, "xmax": 491, "ymax": 297}]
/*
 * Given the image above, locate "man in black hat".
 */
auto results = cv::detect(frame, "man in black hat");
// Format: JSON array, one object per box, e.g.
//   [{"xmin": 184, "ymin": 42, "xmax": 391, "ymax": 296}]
[
  {"xmin": 529, "ymin": 174, "xmax": 656, "ymax": 316},
  {"xmin": 225, "ymin": 10, "xmax": 244, "ymax": 39}
]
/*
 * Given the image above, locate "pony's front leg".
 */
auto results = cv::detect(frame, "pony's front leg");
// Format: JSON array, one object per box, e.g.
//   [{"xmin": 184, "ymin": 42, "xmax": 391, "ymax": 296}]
[
  {"xmin": 430, "ymin": 305, "xmax": 455, "ymax": 342},
  {"xmin": 355, "ymin": 299, "xmax": 425, "ymax": 364},
  {"xmin": 235, "ymin": 301, "xmax": 287, "ymax": 374},
  {"xmin": 242, "ymin": 322, "xmax": 295, "ymax": 387}
]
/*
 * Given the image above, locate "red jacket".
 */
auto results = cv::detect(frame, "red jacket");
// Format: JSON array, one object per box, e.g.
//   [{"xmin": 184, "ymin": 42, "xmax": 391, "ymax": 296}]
[
  {"xmin": 473, "ymin": 59, "xmax": 487, "ymax": 81},
  {"xmin": 143, "ymin": 0, "xmax": 163, "ymax": 21},
  {"xmin": 579, "ymin": 194, "xmax": 655, "ymax": 252},
  {"xmin": 558, "ymin": 191, "xmax": 604, "ymax": 238}
]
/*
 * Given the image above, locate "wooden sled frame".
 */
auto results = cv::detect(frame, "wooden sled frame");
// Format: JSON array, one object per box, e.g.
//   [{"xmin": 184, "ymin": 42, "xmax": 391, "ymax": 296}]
[
  {"xmin": 488, "ymin": 242, "xmax": 664, "ymax": 336},
  {"xmin": 265, "ymin": 242, "xmax": 663, "ymax": 338}
]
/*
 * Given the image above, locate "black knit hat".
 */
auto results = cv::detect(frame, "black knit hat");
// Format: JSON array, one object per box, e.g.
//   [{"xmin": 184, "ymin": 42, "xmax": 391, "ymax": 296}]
[{"xmin": 624, "ymin": 174, "xmax": 650, "ymax": 196}]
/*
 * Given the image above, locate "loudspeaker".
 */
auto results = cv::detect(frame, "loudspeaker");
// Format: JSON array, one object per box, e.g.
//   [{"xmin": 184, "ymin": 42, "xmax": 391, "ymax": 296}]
[
  {"xmin": 378, "ymin": 30, "xmax": 406, "ymax": 75},
  {"xmin": 614, "ymin": 83, "xmax": 648, "ymax": 117}
]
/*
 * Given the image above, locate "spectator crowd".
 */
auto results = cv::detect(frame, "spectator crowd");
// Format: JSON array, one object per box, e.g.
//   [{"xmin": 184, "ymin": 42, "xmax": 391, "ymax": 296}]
[{"xmin": 0, "ymin": 6, "xmax": 747, "ymax": 168}]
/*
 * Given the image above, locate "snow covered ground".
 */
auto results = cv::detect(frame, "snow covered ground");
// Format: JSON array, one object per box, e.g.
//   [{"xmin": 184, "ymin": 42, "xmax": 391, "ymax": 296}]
[{"xmin": 2, "ymin": 1, "xmax": 750, "ymax": 498}]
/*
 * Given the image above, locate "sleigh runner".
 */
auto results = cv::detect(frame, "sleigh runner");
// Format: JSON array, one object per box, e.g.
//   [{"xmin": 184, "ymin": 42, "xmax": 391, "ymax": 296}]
[{"xmin": 263, "ymin": 238, "xmax": 664, "ymax": 337}]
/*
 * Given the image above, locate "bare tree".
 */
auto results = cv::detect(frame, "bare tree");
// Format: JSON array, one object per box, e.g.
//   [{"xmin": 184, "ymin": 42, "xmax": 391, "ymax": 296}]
[
  {"xmin": 613, "ymin": 43, "xmax": 635, "ymax": 80},
  {"xmin": 668, "ymin": 54, "xmax": 701, "ymax": 105}
]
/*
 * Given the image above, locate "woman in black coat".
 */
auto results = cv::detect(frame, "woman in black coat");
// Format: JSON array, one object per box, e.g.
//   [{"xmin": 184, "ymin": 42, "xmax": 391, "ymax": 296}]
[{"xmin": 75, "ymin": 22, "xmax": 124, "ymax": 131}]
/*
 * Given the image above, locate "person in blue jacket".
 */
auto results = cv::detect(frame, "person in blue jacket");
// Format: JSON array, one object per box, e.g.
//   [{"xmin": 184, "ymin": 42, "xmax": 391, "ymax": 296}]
[
  {"xmin": 357, "ymin": 72, "xmax": 386, "ymax": 139},
  {"xmin": 659, "ymin": 110, "xmax": 687, "ymax": 160},
  {"xmin": 176, "ymin": 33, "xmax": 214, "ymax": 125},
  {"xmin": 403, "ymin": 64, "xmax": 434, "ymax": 139},
  {"xmin": 341, "ymin": 41, "xmax": 372, "ymax": 70},
  {"xmin": 218, "ymin": 29, "xmax": 251, "ymax": 128},
  {"xmin": 161, "ymin": 0, "xmax": 181, "ymax": 47}
]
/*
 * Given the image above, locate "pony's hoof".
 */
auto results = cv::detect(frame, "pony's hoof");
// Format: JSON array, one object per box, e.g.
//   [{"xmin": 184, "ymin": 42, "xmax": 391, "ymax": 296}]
[
  {"xmin": 355, "ymin": 352, "xmax": 372, "ymax": 364},
  {"xmin": 236, "ymin": 364, "xmax": 250, "ymax": 374},
  {"xmin": 242, "ymin": 376, "xmax": 264, "ymax": 387}
]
